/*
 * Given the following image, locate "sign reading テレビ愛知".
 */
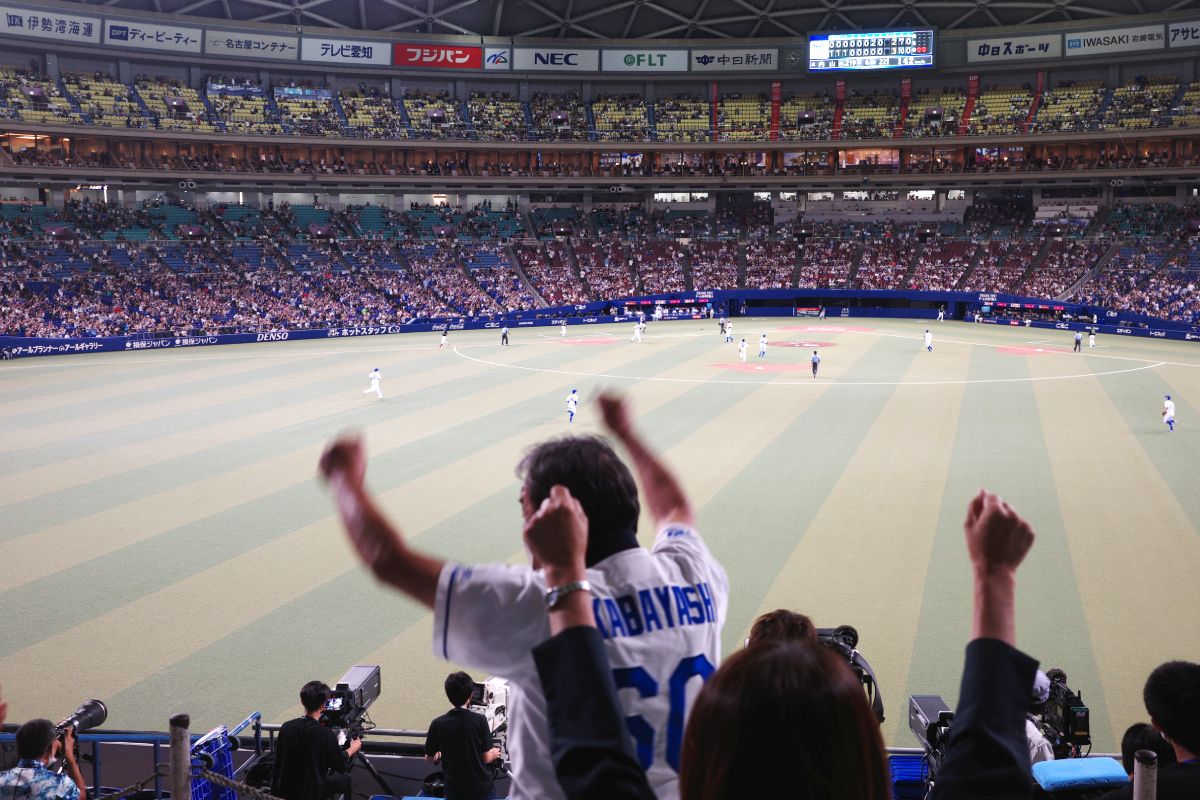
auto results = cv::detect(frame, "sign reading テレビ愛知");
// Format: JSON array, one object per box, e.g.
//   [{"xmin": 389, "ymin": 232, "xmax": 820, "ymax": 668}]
[{"xmin": 300, "ymin": 36, "xmax": 390, "ymax": 65}]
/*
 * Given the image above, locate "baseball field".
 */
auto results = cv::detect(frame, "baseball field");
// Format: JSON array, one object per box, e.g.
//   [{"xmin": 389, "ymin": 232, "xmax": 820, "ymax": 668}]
[{"xmin": 2, "ymin": 317, "xmax": 1199, "ymax": 753}]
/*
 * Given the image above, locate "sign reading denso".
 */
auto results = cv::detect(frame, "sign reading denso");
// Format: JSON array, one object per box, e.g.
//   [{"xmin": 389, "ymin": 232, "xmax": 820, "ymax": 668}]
[
  {"xmin": 602, "ymin": 48, "xmax": 688, "ymax": 72},
  {"xmin": 513, "ymin": 47, "xmax": 599, "ymax": 71},
  {"xmin": 393, "ymin": 43, "xmax": 482, "ymax": 69}
]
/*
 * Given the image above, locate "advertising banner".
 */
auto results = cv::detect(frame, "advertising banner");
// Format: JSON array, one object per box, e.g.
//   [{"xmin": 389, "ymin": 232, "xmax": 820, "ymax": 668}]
[
  {"xmin": 967, "ymin": 33, "xmax": 1061, "ymax": 62},
  {"xmin": 602, "ymin": 48, "xmax": 688, "ymax": 72},
  {"xmin": 0, "ymin": 4, "xmax": 99, "ymax": 44},
  {"xmin": 512, "ymin": 46, "xmax": 599, "ymax": 71},
  {"xmin": 393, "ymin": 43, "xmax": 482, "ymax": 69},
  {"xmin": 1168, "ymin": 20, "xmax": 1200, "ymax": 48},
  {"xmin": 105, "ymin": 20, "xmax": 201, "ymax": 53},
  {"xmin": 205, "ymin": 30, "xmax": 298, "ymax": 60},
  {"xmin": 836, "ymin": 80, "xmax": 846, "ymax": 102},
  {"xmin": 483, "ymin": 45, "xmax": 510, "ymax": 69},
  {"xmin": 967, "ymin": 73, "xmax": 979, "ymax": 94},
  {"xmin": 690, "ymin": 47, "xmax": 778, "ymax": 71},
  {"xmin": 301, "ymin": 36, "xmax": 390, "ymax": 65},
  {"xmin": 900, "ymin": 77, "xmax": 912, "ymax": 101},
  {"xmin": 1064, "ymin": 24, "xmax": 1165, "ymax": 56},
  {"xmin": 769, "ymin": 80, "xmax": 781, "ymax": 141}
]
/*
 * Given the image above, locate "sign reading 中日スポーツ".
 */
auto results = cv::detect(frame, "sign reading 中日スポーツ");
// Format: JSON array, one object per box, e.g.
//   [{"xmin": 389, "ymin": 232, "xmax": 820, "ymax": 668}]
[
  {"xmin": 967, "ymin": 33, "xmax": 1061, "ymax": 62},
  {"xmin": 1168, "ymin": 20, "xmax": 1200, "ymax": 48},
  {"xmin": 105, "ymin": 19, "xmax": 201, "ymax": 52},
  {"xmin": 300, "ymin": 36, "xmax": 390, "ymax": 65},
  {"xmin": 1064, "ymin": 24, "xmax": 1165, "ymax": 56},
  {"xmin": 513, "ymin": 46, "xmax": 600, "ymax": 71},
  {"xmin": 483, "ymin": 46, "xmax": 510, "ymax": 69},
  {"xmin": 205, "ymin": 30, "xmax": 298, "ymax": 60},
  {"xmin": 0, "ymin": 4, "xmax": 99, "ymax": 44},
  {"xmin": 602, "ymin": 48, "xmax": 688, "ymax": 72},
  {"xmin": 690, "ymin": 47, "xmax": 778, "ymax": 71}
]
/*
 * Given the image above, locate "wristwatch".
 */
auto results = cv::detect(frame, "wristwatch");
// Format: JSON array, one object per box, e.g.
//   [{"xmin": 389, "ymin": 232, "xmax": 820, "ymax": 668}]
[{"xmin": 545, "ymin": 579, "xmax": 591, "ymax": 610}]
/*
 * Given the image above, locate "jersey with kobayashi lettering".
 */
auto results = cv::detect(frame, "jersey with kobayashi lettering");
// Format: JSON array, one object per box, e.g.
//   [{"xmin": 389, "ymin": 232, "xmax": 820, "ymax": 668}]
[{"xmin": 432, "ymin": 523, "xmax": 728, "ymax": 800}]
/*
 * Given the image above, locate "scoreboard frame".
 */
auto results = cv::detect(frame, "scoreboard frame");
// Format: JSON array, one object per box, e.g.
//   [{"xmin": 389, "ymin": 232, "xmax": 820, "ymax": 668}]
[{"xmin": 806, "ymin": 29, "xmax": 937, "ymax": 72}]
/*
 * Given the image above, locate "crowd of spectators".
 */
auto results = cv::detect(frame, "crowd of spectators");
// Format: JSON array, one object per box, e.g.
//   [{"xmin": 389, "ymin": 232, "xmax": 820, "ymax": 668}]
[
  {"xmin": 574, "ymin": 239, "xmax": 636, "ymax": 298},
  {"xmin": 744, "ymin": 240, "xmax": 796, "ymax": 289},
  {"xmin": 690, "ymin": 241, "xmax": 740, "ymax": 290},
  {"xmin": 909, "ymin": 238, "xmax": 976, "ymax": 291},
  {"xmin": 854, "ymin": 226, "xmax": 920, "ymax": 289},
  {"xmin": 513, "ymin": 241, "xmax": 589, "ymax": 305},
  {"xmin": 630, "ymin": 239, "xmax": 686, "ymax": 294}
]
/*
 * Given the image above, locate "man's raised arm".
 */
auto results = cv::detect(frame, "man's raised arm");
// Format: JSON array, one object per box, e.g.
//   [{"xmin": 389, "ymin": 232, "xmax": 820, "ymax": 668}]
[
  {"xmin": 599, "ymin": 393, "xmax": 694, "ymax": 529},
  {"xmin": 319, "ymin": 435, "xmax": 444, "ymax": 608}
]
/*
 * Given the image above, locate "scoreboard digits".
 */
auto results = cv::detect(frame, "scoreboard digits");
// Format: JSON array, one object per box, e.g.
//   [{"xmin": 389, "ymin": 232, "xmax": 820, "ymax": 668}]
[{"xmin": 808, "ymin": 30, "xmax": 935, "ymax": 71}]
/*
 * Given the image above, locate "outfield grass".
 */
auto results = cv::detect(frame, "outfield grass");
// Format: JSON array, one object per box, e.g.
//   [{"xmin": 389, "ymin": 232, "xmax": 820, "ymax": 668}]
[{"xmin": 2, "ymin": 317, "xmax": 1199, "ymax": 753}]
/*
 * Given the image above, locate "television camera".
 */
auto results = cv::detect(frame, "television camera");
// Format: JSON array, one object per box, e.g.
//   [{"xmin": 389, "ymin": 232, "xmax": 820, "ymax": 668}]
[
  {"xmin": 318, "ymin": 665, "xmax": 391, "ymax": 795},
  {"xmin": 1039, "ymin": 668, "xmax": 1091, "ymax": 758},
  {"xmin": 817, "ymin": 626, "xmax": 886, "ymax": 723},
  {"xmin": 468, "ymin": 678, "xmax": 510, "ymax": 759},
  {"xmin": 909, "ymin": 694, "xmax": 953, "ymax": 791}
]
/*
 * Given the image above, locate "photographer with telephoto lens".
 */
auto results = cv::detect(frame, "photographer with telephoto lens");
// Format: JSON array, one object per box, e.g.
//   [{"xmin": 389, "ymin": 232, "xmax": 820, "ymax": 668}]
[{"xmin": 0, "ymin": 721, "xmax": 86, "ymax": 800}]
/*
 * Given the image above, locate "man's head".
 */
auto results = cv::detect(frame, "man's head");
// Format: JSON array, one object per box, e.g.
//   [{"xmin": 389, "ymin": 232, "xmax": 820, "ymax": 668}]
[
  {"xmin": 16, "ymin": 719, "xmax": 57, "ymax": 761},
  {"xmin": 1121, "ymin": 722, "xmax": 1176, "ymax": 775},
  {"xmin": 747, "ymin": 610, "xmax": 817, "ymax": 648},
  {"xmin": 299, "ymin": 681, "xmax": 331, "ymax": 714},
  {"xmin": 444, "ymin": 672, "xmax": 475, "ymax": 708},
  {"xmin": 517, "ymin": 435, "xmax": 639, "ymax": 567},
  {"xmin": 1144, "ymin": 660, "xmax": 1200, "ymax": 757}
]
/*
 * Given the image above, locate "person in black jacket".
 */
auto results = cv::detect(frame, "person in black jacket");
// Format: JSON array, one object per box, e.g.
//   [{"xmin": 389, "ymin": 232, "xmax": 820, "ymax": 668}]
[
  {"xmin": 424, "ymin": 672, "xmax": 502, "ymax": 800},
  {"xmin": 271, "ymin": 681, "xmax": 361, "ymax": 800},
  {"xmin": 526, "ymin": 486, "xmax": 1045, "ymax": 800}
]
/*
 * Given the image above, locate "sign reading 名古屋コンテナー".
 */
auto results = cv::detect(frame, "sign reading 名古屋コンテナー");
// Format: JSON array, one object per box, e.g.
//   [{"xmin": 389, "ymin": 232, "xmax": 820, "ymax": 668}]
[
  {"xmin": 1168, "ymin": 20, "xmax": 1200, "ymax": 48},
  {"xmin": 1064, "ymin": 24, "xmax": 1165, "ymax": 56},
  {"xmin": 392, "ymin": 43, "xmax": 482, "ymax": 69},
  {"xmin": 602, "ymin": 48, "xmax": 688, "ymax": 72},
  {"xmin": 690, "ymin": 48, "xmax": 778, "ymax": 71},
  {"xmin": 105, "ymin": 19, "xmax": 201, "ymax": 52},
  {"xmin": 205, "ymin": 30, "xmax": 298, "ymax": 60},
  {"xmin": 0, "ymin": 4, "xmax": 99, "ymax": 44},
  {"xmin": 967, "ymin": 33, "xmax": 1061, "ymax": 62},
  {"xmin": 512, "ymin": 47, "xmax": 600, "ymax": 71},
  {"xmin": 300, "ymin": 36, "xmax": 391, "ymax": 65}
]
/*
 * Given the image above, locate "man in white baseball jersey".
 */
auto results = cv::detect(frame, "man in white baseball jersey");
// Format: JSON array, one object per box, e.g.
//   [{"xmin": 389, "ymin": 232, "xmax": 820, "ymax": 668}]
[
  {"xmin": 757, "ymin": 334, "xmax": 768, "ymax": 359},
  {"xmin": 566, "ymin": 389, "xmax": 578, "ymax": 424},
  {"xmin": 630, "ymin": 321, "xmax": 643, "ymax": 344},
  {"xmin": 724, "ymin": 321, "xmax": 734, "ymax": 344},
  {"xmin": 319, "ymin": 394, "xmax": 728, "ymax": 800},
  {"xmin": 1163, "ymin": 394, "xmax": 1176, "ymax": 432},
  {"xmin": 440, "ymin": 331, "xmax": 449, "ymax": 348},
  {"xmin": 811, "ymin": 350, "xmax": 821, "ymax": 379},
  {"xmin": 937, "ymin": 306, "xmax": 945, "ymax": 322},
  {"xmin": 738, "ymin": 338, "xmax": 747, "ymax": 362},
  {"xmin": 560, "ymin": 321, "xmax": 567, "ymax": 337},
  {"xmin": 1089, "ymin": 330, "xmax": 1096, "ymax": 349},
  {"xmin": 924, "ymin": 329, "xmax": 933, "ymax": 352},
  {"xmin": 362, "ymin": 368, "xmax": 383, "ymax": 399}
]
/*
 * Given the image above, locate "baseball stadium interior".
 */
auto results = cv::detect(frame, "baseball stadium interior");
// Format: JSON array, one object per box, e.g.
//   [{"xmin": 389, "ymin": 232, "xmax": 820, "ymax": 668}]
[{"xmin": 3, "ymin": 0, "xmax": 1200, "ymax": 797}]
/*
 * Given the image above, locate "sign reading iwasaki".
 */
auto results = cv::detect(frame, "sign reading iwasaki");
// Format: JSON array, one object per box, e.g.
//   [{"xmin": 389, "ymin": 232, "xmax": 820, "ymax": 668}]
[
  {"xmin": 393, "ymin": 43, "xmax": 482, "ymax": 69},
  {"xmin": 205, "ymin": 30, "xmax": 298, "ymax": 60},
  {"xmin": 105, "ymin": 20, "xmax": 201, "ymax": 53},
  {"xmin": 0, "ymin": 4, "xmax": 99, "ymax": 44},
  {"xmin": 690, "ymin": 48, "xmax": 777, "ymax": 71},
  {"xmin": 602, "ymin": 48, "xmax": 688, "ymax": 72},
  {"xmin": 1064, "ymin": 24, "xmax": 1165, "ymax": 56},
  {"xmin": 300, "ymin": 36, "xmax": 390, "ymax": 65}
]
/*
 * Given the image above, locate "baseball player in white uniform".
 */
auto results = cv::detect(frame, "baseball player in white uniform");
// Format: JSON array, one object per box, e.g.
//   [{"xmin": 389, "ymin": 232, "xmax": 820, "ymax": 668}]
[
  {"xmin": 1089, "ymin": 331, "xmax": 1096, "ymax": 348},
  {"xmin": 318, "ymin": 394, "xmax": 728, "ymax": 800},
  {"xmin": 631, "ymin": 321, "xmax": 643, "ymax": 344},
  {"xmin": 924, "ymin": 329, "xmax": 933, "ymax": 352},
  {"xmin": 561, "ymin": 321, "xmax": 567, "ymax": 337},
  {"xmin": 566, "ymin": 389, "xmax": 579, "ymax": 424},
  {"xmin": 1163, "ymin": 394, "xmax": 1176, "ymax": 432},
  {"xmin": 362, "ymin": 368, "xmax": 383, "ymax": 399},
  {"xmin": 439, "ymin": 331, "xmax": 449, "ymax": 348},
  {"xmin": 758, "ymin": 334, "xmax": 768, "ymax": 358},
  {"xmin": 724, "ymin": 320, "xmax": 734, "ymax": 343},
  {"xmin": 738, "ymin": 338, "xmax": 747, "ymax": 362}
]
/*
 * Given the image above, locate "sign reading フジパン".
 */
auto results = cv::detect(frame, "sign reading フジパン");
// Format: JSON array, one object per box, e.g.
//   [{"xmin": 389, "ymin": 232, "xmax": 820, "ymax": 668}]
[
  {"xmin": 967, "ymin": 33, "xmax": 1061, "ymax": 62},
  {"xmin": 301, "ymin": 36, "xmax": 390, "ymax": 65},
  {"xmin": 1064, "ymin": 24, "xmax": 1165, "ymax": 56},
  {"xmin": 512, "ymin": 47, "xmax": 600, "ymax": 71},
  {"xmin": 690, "ymin": 48, "xmax": 778, "ymax": 71},
  {"xmin": 393, "ymin": 43, "xmax": 482, "ymax": 69},
  {"xmin": 483, "ymin": 46, "xmax": 510, "ymax": 69},
  {"xmin": 205, "ymin": 30, "xmax": 298, "ymax": 60},
  {"xmin": 602, "ymin": 49, "xmax": 688, "ymax": 72},
  {"xmin": 0, "ymin": 4, "xmax": 99, "ymax": 44},
  {"xmin": 1168, "ymin": 20, "xmax": 1200, "ymax": 48},
  {"xmin": 105, "ymin": 20, "xmax": 201, "ymax": 52}
]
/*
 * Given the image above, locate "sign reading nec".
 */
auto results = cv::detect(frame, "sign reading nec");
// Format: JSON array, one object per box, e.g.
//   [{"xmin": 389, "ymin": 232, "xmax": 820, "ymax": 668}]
[{"xmin": 535, "ymin": 52, "xmax": 579, "ymax": 65}]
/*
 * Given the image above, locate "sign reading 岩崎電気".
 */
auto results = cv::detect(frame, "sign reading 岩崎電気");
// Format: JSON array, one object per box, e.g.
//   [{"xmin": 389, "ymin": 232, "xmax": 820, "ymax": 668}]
[{"xmin": 1064, "ymin": 24, "xmax": 1165, "ymax": 56}]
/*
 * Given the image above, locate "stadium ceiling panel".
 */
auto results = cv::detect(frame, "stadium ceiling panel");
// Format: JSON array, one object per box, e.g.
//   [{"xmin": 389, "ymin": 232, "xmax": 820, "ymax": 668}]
[{"xmin": 66, "ymin": 0, "xmax": 1200, "ymax": 37}]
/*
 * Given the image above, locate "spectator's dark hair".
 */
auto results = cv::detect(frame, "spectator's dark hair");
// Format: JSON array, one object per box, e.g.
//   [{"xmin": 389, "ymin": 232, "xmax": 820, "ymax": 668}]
[
  {"xmin": 444, "ymin": 671, "xmax": 475, "ymax": 708},
  {"xmin": 1121, "ymin": 722, "xmax": 1177, "ymax": 775},
  {"xmin": 517, "ymin": 436, "xmax": 639, "ymax": 565},
  {"xmin": 680, "ymin": 640, "xmax": 889, "ymax": 800},
  {"xmin": 300, "ymin": 681, "xmax": 331, "ymax": 714},
  {"xmin": 16, "ymin": 719, "xmax": 56, "ymax": 760},
  {"xmin": 1144, "ymin": 660, "xmax": 1200, "ymax": 754},
  {"xmin": 747, "ymin": 609, "xmax": 817, "ymax": 647}
]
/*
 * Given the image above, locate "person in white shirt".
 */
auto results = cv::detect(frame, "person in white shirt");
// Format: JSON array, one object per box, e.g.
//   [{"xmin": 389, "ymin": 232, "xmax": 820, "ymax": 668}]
[
  {"xmin": 362, "ymin": 368, "xmax": 383, "ymax": 399},
  {"xmin": 561, "ymin": 322, "xmax": 567, "ymax": 337},
  {"xmin": 724, "ymin": 321, "xmax": 734, "ymax": 343},
  {"xmin": 318, "ymin": 394, "xmax": 728, "ymax": 800},
  {"xmin": 937, "ymin": 306, "xmax": 945, "ymax": 322},
  {"xmin": 1163, "ymin": 394, "xmax": 1176, "ymax": 432},
  {"xmin": 924, "ymin": 329, "xmax": 933, "ymax": 352},
  {"xmin": 758, "ymin": 334, "xmax": 768, "ymax": 359},
  {"xmin": 630, "ymin": 322, "xmax": 643, "ymax": 344},
  {"xmin": 1026, "ymin": 670, "xmax": 1056, "ymax": 766},
  {"xmin": 501, "ymin": 326, "xmax": 510, "ymax": 346},
  {"xmin": 738, "ymin": 339, "xmax": 747, "ymax": 362},
  {"xmin": 566, "ymin": 389, "xmax": 578, "ymax": 424},
  {"xmin": 811, "ymin": 350, "xmax": 821, "ymax": 379},
  {"xmin": 440, "ymin": 331, "xmax": 449, "ymax": 348},
  {"xmin": 1088, "ymin": 331, "xmax": 1096, "ymax": 349}
]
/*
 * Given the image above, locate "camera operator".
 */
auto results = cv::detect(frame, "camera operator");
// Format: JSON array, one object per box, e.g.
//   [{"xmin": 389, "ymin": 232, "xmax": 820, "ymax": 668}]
[
  {"xmin": 271, "ymin": 681, "xmax": 361, "ymax": 800},
  {"xmin": 0, "ymin": 720, "xmax": 87, "ymax": 800},
  {"xmin": 1027, "ymin": 671, "xmax": 1055, "ymax": 765},
  {"xmin": 424, "ymin": 672, "xmax": 501, "ymax": 800}
]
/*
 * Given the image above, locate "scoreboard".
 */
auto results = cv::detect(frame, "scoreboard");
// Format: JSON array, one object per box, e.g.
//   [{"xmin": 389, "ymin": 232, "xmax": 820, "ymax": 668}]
[{"xmin": 808, "ymin": 30, "xmax": 935, "ymax": 71}]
